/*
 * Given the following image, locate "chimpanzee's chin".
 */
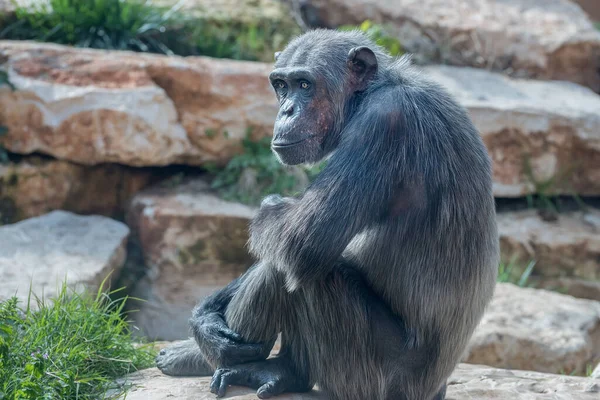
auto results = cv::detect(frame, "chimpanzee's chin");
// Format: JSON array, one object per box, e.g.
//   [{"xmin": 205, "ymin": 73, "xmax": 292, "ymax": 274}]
[{"xmin": 272, "ymin": 146, "xmax": 306, "ymax": 165}]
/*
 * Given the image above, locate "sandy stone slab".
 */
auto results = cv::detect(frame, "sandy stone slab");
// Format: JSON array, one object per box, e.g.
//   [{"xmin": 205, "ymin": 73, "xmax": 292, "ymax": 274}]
[{"xmin": 0, "ymin": 210, "xmax": 129, "ymax": 305}]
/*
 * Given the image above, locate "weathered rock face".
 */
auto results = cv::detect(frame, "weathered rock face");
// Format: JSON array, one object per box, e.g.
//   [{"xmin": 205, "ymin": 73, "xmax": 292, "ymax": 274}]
[
  {"xmin": 531, "ymin": 277, "xmax": 600, "ymax": 302},
  {"xmin": 575, "ymin": 0, "xmax": 600, "ymax": 21},
  {"xmin": 0, "ymin": 210, "xmax": 129, "ymax": 305},
  {"xmin": 2, "ymin": 41, "xmax": 598, "ymax": 196},
  {"xmin": 497, "ymin": 209, "xmax": 600, "ymax": 280},
  {"xmin": 112, "ymin": 364, "xmax": 600, "ymax": 399},
  {"xmin": 0, "ymin": 41, "xmax": 277, "ymax": 167},
  {"xmin": 303, "ymin": 0, "xmax": 600, "ymax": 91},
  {"xmin": 126, "ymin": 179, "xmax": 256, "ymax": 340},
  {"xmin": 423, "ymin": 65, "xmax": 600, "ymax": 197},
  {"xmin": 464, "ymin": 283, "xmax": 600, "ymax": 375},
  {"xmin": 0, "ymin": 156, "xmax": 160, "ymax": 224}
]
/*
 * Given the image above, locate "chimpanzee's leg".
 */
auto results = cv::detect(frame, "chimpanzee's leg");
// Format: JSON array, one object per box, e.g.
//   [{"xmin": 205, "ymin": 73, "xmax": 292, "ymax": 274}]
[
  {"xmin": 210, "ymin": 262, "xmax": 445, "ymax": 400},
  {"xmin": 156, "ymin": 262, "xmax": 278, "ymax": 376}
]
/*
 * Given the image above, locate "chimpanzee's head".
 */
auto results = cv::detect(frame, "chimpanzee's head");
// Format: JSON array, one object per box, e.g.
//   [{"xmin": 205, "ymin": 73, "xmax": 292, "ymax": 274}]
[{"xmin": 268, "ymin": 30, "xmax": 384, "ymax": 165}]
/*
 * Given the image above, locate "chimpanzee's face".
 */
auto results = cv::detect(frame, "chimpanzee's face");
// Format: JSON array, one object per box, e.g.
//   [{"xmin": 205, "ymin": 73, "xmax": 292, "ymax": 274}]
[{"xmin": 268, "ymin": 65, "xmax": 336, "ymax": 166}]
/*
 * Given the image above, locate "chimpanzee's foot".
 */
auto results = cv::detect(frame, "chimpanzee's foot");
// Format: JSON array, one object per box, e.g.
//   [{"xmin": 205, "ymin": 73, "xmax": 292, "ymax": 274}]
[
  {"xmin": 210, "ymin": 357, "xmax": 311, "ymax": 399},
  {"xmin": 155, "ymin": 338, "xmax": 213, "ymax": 376}
]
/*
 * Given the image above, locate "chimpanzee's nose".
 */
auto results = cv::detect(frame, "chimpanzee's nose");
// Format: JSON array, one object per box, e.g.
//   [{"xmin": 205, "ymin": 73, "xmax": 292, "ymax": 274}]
[{"xmin": 281, "ymin": 100, "xmax": 294, "ymax": 116}]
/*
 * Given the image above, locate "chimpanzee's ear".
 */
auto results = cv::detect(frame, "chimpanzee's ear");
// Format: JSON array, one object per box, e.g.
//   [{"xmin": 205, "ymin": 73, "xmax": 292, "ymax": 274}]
[
  {"xmin": 346, "ymin": 46, "xmax": 378, "ymax": 92},
  {"xmin": 274, "ymin": 51, "xmax": 282, "ymax": 61}
]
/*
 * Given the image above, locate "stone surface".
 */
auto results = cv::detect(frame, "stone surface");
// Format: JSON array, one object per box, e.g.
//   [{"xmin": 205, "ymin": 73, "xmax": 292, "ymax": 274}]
[
  {"xmin": 126, "ymin": 178, "xmax": 256, "ymax": 340},
  {"xmin": 464, "ymin": 283, "xmax": 600, "ymax": 375},
  {"xmin": 575, "ymin": 0, "xmax": 600, "ymax": 21},
  {"xmin": 0, "ymin": 156, "xmax": 161, "ymax": 224},
  {"xmin": 0, "ymin": 41, "xmax": 277, "ymax": 167},
  {"xmin": 497, "ymin": 209, "xmax": 600, "ymax": 280},
  {"xmin": 0, "ymin": 210, "xmax": 129, "ymax": 305},
  {"xmin": 531, "ymin": 276, "xmax": 600, "ymax": 302},
  {"xmin": 2, "ymin": 43, "xmax": 599, "ymax": 196},
  {"xmin": 111, "ymin": 364, "xmax": 600, "ymax": 399},
  {"xmin": 593, "ymin": 362, "xmax": 600, "ymax": 378},
  {"xmin": 423, "ymin": 65, "xmax": 600, "ymax": 197},
  {"xmin": 304, "ymin": 0, "xmax": 600, "ymax": 91}
]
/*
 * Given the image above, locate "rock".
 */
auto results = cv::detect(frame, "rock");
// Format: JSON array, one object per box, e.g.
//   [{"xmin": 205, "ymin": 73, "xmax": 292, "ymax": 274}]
[
  {"xmin": 497, "ymin": 209, "xmax": 600, "ymax": 280},
  {"xmin": 575, "ymin": 0, "xmax": 600, "ymax": 21},
  {"xmin": 111, "ymin": 363, "xmax": 600, "ymax": 399},
  {"xmin": 0, "ymin": 41, "xmax": 277, "ymax": 167},
  {"xmin": 464, "ymin": 283, "xmax": 600, "ymax": 375},
  {"xmin": 592, "ymin": 363, "xmax": 600, "ymax": 378},
  {"xmin": 446, "ymin": 364, "xmax": 600, "ymax": 399},
  {"xmin": 2, "ymin": 42, "xmax": 599, "ymax": 197},
  {"xmin": 126, "ymin": 179, "xmax": 256, "ymax": 340},
  {"xmin": 0, "ymin": 156, "xmax": 161, "ymax": 224},
  {"xmin": 0, "ymin": 210, "xmax": 129, "ymax": 305},
  {"xmin": 304, "ymin": 0, "xmax": 600, "ymax": 91},
  {"xmin": 530, "ymin": 276, "xmax": 600, "ymax": 302},
  {"xmin": 422, "ymin": 65, "xmax": 600, "ymax": 197}
]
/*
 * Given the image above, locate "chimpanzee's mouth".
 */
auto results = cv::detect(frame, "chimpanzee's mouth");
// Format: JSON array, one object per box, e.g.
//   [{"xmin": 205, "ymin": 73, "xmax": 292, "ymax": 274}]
[{"xmin": 272, "ymin": 136, "xmax": 311, "ymax": 149}]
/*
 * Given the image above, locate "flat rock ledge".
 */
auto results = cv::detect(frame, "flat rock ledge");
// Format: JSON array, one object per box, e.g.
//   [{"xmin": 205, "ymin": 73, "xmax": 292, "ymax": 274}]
[
  {"xmin": 0, "ymin": 210, "xmax": 129, "ymax": 305},
  {"xmin": 465, "ymin": 283, "xmax": 600, "ymax": 375},
  {"xmin": 112, "ymin": 364, "xmax": 600, "ymax": 399}
]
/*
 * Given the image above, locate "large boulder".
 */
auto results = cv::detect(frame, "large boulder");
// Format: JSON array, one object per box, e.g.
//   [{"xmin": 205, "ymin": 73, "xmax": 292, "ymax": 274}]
[
  {"xmin": 0, "ymin": 210, "xmax": 129, "ymax": 305},
  {"xmin": 497, "ymin": 209, "xmax": 600, "ymax": 280},
  {"xmin": 126, "ymin": 179, "xmax": 256, "ymax": 340},
  {"xmin": 423, "ymin": 65, "xmax": 600, "ymax": 197},
  {"xmin": 303, "ymin": 0, "xmax": 600, "ymax": 91},
  {"xmin": 0, "ymin": 156, "xmax": 160, "ymax": 224},
  {"xmin": 465, "ymin": 283, "xmax": 600, "ymax": 375},
  {"xmin": 1, "ymin": 41, "xmax": 598, "ymax": 196},
  {"xmin": 111, "ymin": 364, "xmax": 600, "ymax": 399},
  {"xmin": 0, "ymin": 41, "xmax": 277, "ymax": 167}
]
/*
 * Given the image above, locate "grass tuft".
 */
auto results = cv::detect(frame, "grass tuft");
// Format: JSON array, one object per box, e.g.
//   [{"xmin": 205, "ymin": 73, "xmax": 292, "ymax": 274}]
[
  {"xmin": 497, "ymin": 258, "xmax": 536, "ymax": 287},
  {"xmin": 0, "ymin": 278, "xmax": 155, "ymax": 399},
  {"xmin": 339, "ymin": 20, "xmax": 403, "ymax": 56},
  {"xmin": 2, "ymin": 0, "xmax": 183, "ymax": 54}
]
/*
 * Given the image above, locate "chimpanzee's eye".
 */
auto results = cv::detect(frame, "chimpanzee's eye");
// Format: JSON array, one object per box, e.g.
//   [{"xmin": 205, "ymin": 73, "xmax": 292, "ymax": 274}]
[
  {"xmin": 300, "ymin": 81, "xmax": 310, "ymax": 89},
  {"xmin": 273, "ymin": 80, "xmax": 286, "ymax": 90}
]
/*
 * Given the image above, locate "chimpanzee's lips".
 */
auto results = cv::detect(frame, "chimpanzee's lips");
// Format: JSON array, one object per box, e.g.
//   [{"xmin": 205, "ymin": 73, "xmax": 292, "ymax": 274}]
[{"xmin": 272, "ymin": 136, "xmax": 311, "ymax": 149}]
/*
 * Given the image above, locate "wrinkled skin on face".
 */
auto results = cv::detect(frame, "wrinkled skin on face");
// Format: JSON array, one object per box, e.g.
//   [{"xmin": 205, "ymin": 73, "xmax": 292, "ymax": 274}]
[{"xmin": 269, "ymin": 46, "xmax": 378, "ymax": 165}]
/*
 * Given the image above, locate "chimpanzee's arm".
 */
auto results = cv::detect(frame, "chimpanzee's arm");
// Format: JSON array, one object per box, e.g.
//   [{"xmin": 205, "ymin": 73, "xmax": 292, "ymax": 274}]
[{"xmin": 249, "ymin": 89, "xmax": 414, "ymax": 290}]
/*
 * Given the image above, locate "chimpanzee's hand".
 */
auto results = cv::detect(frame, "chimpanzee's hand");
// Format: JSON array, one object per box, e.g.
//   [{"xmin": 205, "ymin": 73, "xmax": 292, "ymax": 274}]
[{"xmin": 191, "ymin": 312, "xmax": 274, "ymax": 368}]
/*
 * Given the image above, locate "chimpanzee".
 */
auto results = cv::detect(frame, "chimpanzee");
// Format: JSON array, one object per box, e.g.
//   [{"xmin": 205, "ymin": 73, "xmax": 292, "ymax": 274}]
[{"xmin": 155, "ymin": 29, "xmax": 499, "ymax": 400}]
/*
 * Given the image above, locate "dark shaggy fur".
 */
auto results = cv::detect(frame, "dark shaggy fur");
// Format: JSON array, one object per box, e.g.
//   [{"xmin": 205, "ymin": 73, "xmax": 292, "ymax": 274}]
[{"xmin": 156, "ymin": 29, "xmax": 498, "ymax": 400}]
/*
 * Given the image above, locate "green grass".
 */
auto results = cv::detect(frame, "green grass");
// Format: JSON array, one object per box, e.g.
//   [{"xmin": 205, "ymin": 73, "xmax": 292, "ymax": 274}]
[
  {"xmin": 207, "ymin": 131, "xmax": 326, "ymax": 206},
  {"xmin": 1, "ymin": 0, "xmax": 185, "ymax": 54},
  {"xmin": 339, "ymin": 20, "xmax": 403, "ymax": 56},
  {"xmin": 522, "ymin": 156, "xmax": 587, "ymax": 216},
  {"xmin": 497, "ymin": 258, "xmax": 536, "ymax": 287},
  {"xmin": 0, "ymin": 279, "xmax": 155, "ymax": 399},
  {"xmin": 0, "ymin": 0, "xmax": 301, "ymax": 61}
]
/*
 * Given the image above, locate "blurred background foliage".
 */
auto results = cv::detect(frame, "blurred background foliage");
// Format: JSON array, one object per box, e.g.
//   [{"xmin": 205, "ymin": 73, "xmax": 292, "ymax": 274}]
[{"xmin": 0, "ymin": 0, "xmax": 401, "ymax": 61}]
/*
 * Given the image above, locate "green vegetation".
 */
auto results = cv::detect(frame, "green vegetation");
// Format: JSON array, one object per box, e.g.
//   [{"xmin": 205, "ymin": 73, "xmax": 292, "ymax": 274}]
[
  {"xmin": 185, "ymin": 17, "xmax": 299, "ymax": 62},
  {"xmin": 339, "ymin": 20, "xmax": 403, "ymax": 56},
  {"xmin": 0, "ymin": 2, "xmax": 399, "ymax": 62},
  {"xmin": 2, "ymin": 0, "xmax": 184, "ymax": 54},
  {"xmin": 523, "ymin": 157, "xmax": 587, "ymax": 217},
  {"xmin": 497, "ymin": 258, "xmax": 536, "ymax": 287},
  {"xmin": 0, "ymin": 0, "xmax": 300, "ymax": 61},
  {"xmin": 208, "ymin": 132, "xmax": 326, "ymax": 206},
  {"xmin": 0, "ymin": 280, "xmax": 155, "ymax": 399}
]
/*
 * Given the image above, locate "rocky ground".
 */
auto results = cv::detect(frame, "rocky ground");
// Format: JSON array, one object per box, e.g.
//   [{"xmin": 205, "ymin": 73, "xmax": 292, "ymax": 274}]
[{"xmin": 1, "ymin": 0, "xmax": 600, "ymax": 398}]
